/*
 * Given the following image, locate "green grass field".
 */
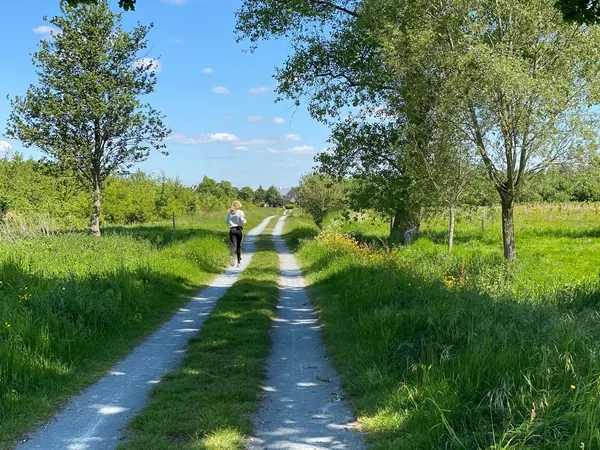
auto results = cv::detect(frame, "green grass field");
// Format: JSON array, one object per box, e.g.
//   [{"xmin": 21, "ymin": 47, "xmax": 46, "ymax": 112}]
[
  {"xmin": 287, "ymin": 204, "xmax": 600, "ymax": 449},
  {"xmin": 0, "ymin": 209, "xmax": 275, "ymax": 450}
]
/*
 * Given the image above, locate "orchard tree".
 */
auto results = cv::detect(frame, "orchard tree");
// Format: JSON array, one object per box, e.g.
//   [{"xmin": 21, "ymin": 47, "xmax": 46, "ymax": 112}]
[
  {"xmin": 6, "ymin": 1, "xmax": 169, "ymax": 236},
  {"xmin": 296, "ymin": 173, "xmax": 345, "ymax": 228}
]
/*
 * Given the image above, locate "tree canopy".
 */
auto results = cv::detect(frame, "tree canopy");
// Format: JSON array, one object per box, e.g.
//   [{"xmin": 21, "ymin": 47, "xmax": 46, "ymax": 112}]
[
  {"xmin": 6, "ymin": 1, "xmax": 169, "ymax": 236},
  {"xmin": 236, "ymin": 0, "xmax": 600, "ymax": 260},
  {"xmin": 556, "ymin": 0, "xmax": 600, "ymax": 23},
  {"xmin": 66, "ymin": 0, "xmax": 137, "ymax": 11}
]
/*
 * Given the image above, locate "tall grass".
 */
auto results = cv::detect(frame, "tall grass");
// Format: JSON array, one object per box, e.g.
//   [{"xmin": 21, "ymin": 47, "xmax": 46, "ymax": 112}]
[
  {"xmin": 287, "ymin": 204, "xmax": 600, "ymax": 449},
  {"xmin": 0, "ymin": 209, "xmax": 276, "ymax": 449}
]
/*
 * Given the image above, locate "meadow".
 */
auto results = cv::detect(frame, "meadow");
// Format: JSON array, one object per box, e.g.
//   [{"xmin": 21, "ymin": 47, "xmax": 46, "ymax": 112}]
[
  {"xmin": 287, "ymin": 203, "xmax": 600, "ymax": 449},
  {"xmin": 0, "ymin": 209, "xmax": 274, "ymax": 449}
]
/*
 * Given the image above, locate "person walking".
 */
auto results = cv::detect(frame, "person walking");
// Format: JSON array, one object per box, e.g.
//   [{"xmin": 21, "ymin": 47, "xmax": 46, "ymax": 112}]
[{"xmin": 226, "ymin": 200, "xmax": 247, "ymax": 268}]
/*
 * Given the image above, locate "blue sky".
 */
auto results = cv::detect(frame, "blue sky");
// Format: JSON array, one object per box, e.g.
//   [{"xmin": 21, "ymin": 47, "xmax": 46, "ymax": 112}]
[{"xmin": 0, "ymin": 0, "xmax": 331, "ymax": 189}]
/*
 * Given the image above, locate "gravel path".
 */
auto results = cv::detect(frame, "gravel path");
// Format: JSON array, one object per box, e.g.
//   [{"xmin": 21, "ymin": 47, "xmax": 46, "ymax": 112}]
[
  {"xmin": 248, "ymin": 215, "xmax": 365, "ymax": 450},
  {"xmin": 17, "ymin": 216, "xmax": 275, "ymax": 450}
]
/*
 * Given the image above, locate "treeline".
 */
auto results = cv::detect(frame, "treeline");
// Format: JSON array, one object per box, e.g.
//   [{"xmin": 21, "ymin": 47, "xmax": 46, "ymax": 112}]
[
  {"xmin": 297, "ymin": 159, "xmax": 600, "ymax": 236},
  {"xmin": 0, "ymin": 155, "xmax": 282, "ymax": 228}
]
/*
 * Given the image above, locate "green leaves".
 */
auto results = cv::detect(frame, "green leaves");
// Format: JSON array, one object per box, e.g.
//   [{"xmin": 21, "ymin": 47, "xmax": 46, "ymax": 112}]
[
  {"xmin": 6, "ymin": 1, "xmax": 169, "ymax": 235},
  {"xmin": 296, "ymin": 174, "xmax": 346, "ymax": 228},
  {"xmin": 556, "ymin": 0, "xmax": 600, "ymax": 24},
  {"xmin": 65, "ymin": 0, "xmax": 137, "ymax": 11}
]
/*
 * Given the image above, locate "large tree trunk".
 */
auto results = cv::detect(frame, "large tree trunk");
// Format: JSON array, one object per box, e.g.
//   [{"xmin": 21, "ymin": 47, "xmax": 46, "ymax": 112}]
[
  {"xmin": 90, "ymin": 181, "xmax": 102, "ymax": 237},
  {"xmin": 390, "ymin": 206, "xmax": 420, "ymax": 245},
  {"xmin": 448, "ymin": 203, "xmax": 455, "ymax": 251},
  {"xmin": 500, "ymin": 196, "xmax": 516, "ymax": 261}
]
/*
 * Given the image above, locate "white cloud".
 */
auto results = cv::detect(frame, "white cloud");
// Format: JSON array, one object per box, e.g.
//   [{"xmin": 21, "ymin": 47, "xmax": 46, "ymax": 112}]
[
  {"xmin": 135, "ymin": 58, "xmax": 161, "ymax": 72},
  {"xmin": 247, "ymin": 116, "xmax": 264, "ymax": 123},
  {"xmin": 257, "ymin": 145, "xmax": 316, "ymax": 155},
  {"xmin": 223, "ymin": 114, "xmax": 235, "ymax": 120},
  {"xmin": 285, "ymin": 134, "xmax": 301, "ymax": 141},
  {"xmin": 173, "ymin": 38, "xmax": 184, "ymax": 44},
  {"xmin": 212, "ymin": 86, "xmax": 231, "ymax": 94},
  {"xmin": 284, "ymin": 145, "xmax": 316, "ymax": 155},
  {"xmin": 161, "ymin": 0, "xmax": 190, "ymax": 5},
  {"xmin": 272, "ymin": 117, "xmax": 285, "ymax": 124},
  {"xmin": 0, "ymin": 141, "xmax": 12, "ymax": 154},
  {"xmin": 240, "ymin": 138, "xmax": 277, "ymax": 145},
  {"xmin": 288, "ymin": 145, "xmax": 315, "ymax": 154},
  {"xmin": 33, "ymin": 25, "xmax": 60, "ymax": 36},
  {"xmin": 169, "ymin": 133, "xmax": 239, "ymax": 145},
  {"xmin": 249, "ymin": 86, "xmax": 271, "ymax": 95},
  {"xmin": 234, "ymin": 146, "xmax": 249, "ymax": 151},
  {"xmin": 203, "ymin": 67, "xmax": 213, "ymax": 74}
]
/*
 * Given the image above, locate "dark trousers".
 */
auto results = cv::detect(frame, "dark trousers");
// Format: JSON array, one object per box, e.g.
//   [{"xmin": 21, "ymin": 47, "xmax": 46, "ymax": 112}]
[{"xmin": 229, "ymin": 227, "xmax": 243, "ymax": 263}]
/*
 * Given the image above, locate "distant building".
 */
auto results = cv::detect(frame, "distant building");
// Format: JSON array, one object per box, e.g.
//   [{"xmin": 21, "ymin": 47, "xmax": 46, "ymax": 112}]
[{"xmin": 279, "ymin": 187, "xmax": 297, "ymax": 203}]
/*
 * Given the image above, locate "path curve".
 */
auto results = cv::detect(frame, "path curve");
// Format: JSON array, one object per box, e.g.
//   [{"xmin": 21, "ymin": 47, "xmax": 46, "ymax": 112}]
[
  {"xmin": 249, "ymin": 215, "xmax": 365, "ymax": 450},
  {"xmin": 18, "ymin": 216, "xmax": 275, "ymax": 450}
]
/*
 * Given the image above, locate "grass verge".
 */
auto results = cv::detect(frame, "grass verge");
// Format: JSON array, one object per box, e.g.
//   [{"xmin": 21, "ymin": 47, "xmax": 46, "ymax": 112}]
[
  {"xmin": 0, "ymin": 210, "xmax": 276, "ymax": 449},
  {"xmin": 118, "ymin": 231, "xmax": 280, "ymax": 450},
  {"xmin": 285, "ymin": 212, "xmax": 600, "ymax": 449}
]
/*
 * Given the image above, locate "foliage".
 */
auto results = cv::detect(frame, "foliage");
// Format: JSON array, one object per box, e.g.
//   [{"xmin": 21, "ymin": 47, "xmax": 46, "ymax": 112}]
[
  {"xmin": 296, "ymin": 174, "xmax": 345, "ymax": 228},
  {"xmin": 374, "ymin": 0, "xmax": 600, "ymax": 260},
  {"xmin": 287, "ymin": 205, "xmax": 600, "ymax": 448},
  {"xmin": 253, "ymin": 185, "xmax": 266, "ymax": 205},
  {"xmin": 265, "ymin": 185, "xmax": 283, "ymax": 207},
  {"xmin": 238, "ymin": 186, "xmax": 255, "ymax": 203},
  {"xmin": 0, "ymin": 155, "xmax": 260, "ymax": 230},
  {"xmin": 236, "ymin": 0, "xmax": 600, "ymax": 261},
  {"xmin": 66, "ymin": 0, "xmax": 137, "ymax": 11},
  {"xmin": 6, "ymin": 1, "xmax": 170, "ymax": 236},
  {"xmin": 556, "ymin": 0, "xmax": 600, "ymax": 23}
]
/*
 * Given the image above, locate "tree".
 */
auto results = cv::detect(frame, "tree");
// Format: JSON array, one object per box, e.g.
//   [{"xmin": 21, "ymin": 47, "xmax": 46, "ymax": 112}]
[
  {"xmin": 254, "ymin": 185, "xmax": 266, "ymax": 205},
  {"xmin": 238, "ymin": 186, "xmax": 255, "ymax": 203},
  {"xmin": 373, "ymin": 0, "xmax": 600, "ymax": 260},
  {"xmin": 320, "ymin": 120, "xmax": 424, "ymax": 243},
  {"xmin": 236, "ymin": 0, "xmax": 423, "ymax": 236},
  {"xmin": 196, "ymin": 176, "xmax": 220, "ymax": 197},
  {"xmin": 296, "ymin": 173, "xmax": 345, "ymax": 228},
  {"xmin": 237, "ymin": 0, "xmax": 600, "ymax": 260},
  {"xmin": 556, "ymin": 0, "xmax": 600, "ymax": 23},
  {"xmin": 265, "ymin": 185, "xmax": 283, "ymax": 207},
  {"xmin": 6, "ymin": 1, "xmax": 169, "ymax": 236},
  {"xmin": 67, "ymin": 0, "xmax": 137, "ymax": 11},
  {"xmin": 217, "ymin": 180, "xmax": 239, "ymax": 200}
]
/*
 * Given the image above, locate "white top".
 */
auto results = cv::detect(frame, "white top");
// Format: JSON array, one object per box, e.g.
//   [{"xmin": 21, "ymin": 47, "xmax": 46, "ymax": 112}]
[{"xmin": 226, "ymin": 210, "xmax": 247, "ymax": 228}]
